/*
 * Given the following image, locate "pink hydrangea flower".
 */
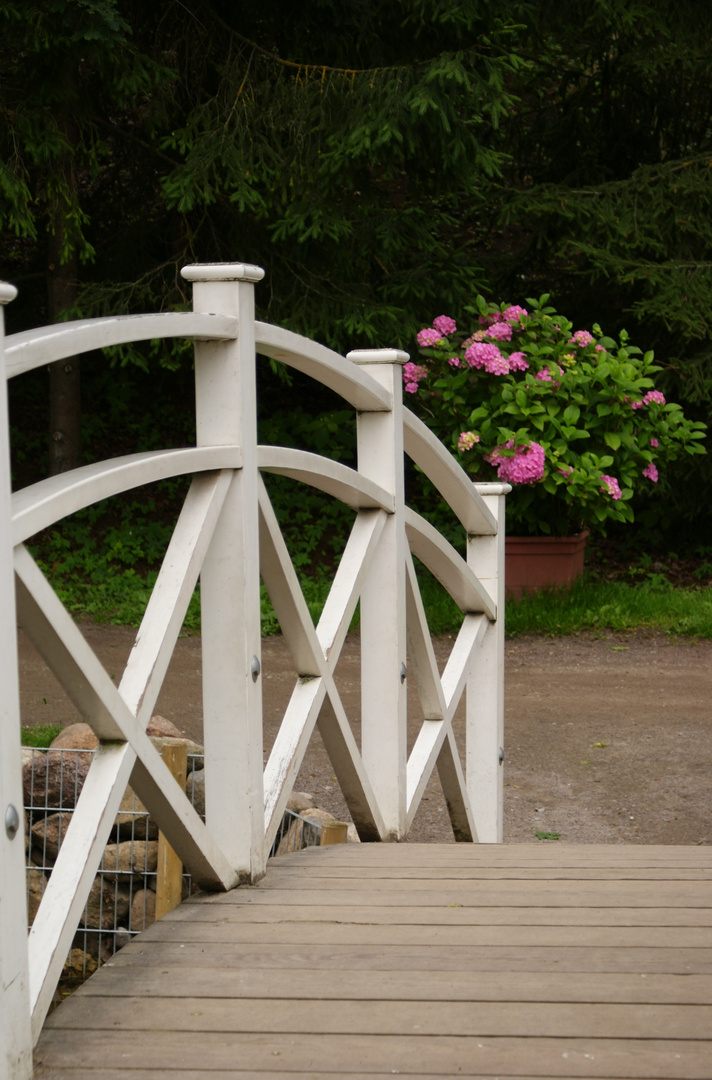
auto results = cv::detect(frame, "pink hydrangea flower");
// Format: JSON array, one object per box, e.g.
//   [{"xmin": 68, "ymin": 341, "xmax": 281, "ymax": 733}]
[
  {"xmin": 485, "ymin": 321, "xmax": 513, "ymax": 342},
  {"xmin": 569, "ymin": 330, "xmax": 594, "ymax": 347},
  {"xmin": 402, "ymin": 362, "xmax": 428, "ymax": 393},
  {"xmin": 502, "ymin": 305, "xmax": 528, "ymax": 324},
  {"xmin": 464, "ymin": 342, "xmax": 508, "ymax": 374},
  {"xmin": 508, "ymin": 351, "xmax": 529, "ymax": 372},
  {"xmin": 417, "ymin": 327, "xmax": 444, "ymax": 347},
  {"xmin": 486, "ymin": 440, "xmax": 545, "ymax": 485},
  {"xmin": 535, "ymin": 366, "xmax": 562, "ymax": 384},
  {"xmin": 447, "ymin": 356, "xmax": 460, "ymax": 367},
  {"xmin": 650, "ymin": 437, "xmax": 659, "ymax": 448},
  {"xmin": 600, "ymin": 474, "xmax": 622, "ymax": 500},
  {"xmin": 643, "ymin": 463, "xmax": 659, "ymax": 482},
  {"xmin": 557, "ymin": 465, "xmax": 574, "ymax": 484},
  {"xmin": 630, "ymin": 400, "xmax": 644, "ymax": 410},
  {"xmin": 433, "ymin": 315, "xmax": 457, "ymax": 336},
  {"xmin": 595, "ymin": 344, "xmax": 606, "ymax": 352},
  {"xmin": 457, "ymin": 431, "xmax": 480, "ymax": 452},
  {"xmin": 643, "ymin": 390, "xmax": 666, "ymax": 407}
]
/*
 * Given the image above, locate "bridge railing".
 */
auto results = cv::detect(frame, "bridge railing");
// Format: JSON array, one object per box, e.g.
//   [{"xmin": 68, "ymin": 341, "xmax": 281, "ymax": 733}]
[{"xmin": 0, "ymin": 263, "xmax": 507, "ymax": 1077}]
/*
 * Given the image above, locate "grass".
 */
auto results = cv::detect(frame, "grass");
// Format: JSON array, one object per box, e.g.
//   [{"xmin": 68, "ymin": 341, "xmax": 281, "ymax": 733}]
[
  {"xmin": 24, "ymin": 500, "xmax": 712, "ymax": 639},
  {"xmin": 27, "ymin": 550, "xmax": 712, "ymax": 639},
  {"xmin": 505, "ymin": 577, "xmax": 712, "ymax": 638},
  {"xmin": 21, "ymin": 724, "xmax": 63, "ymax": 748},
  {"xmin": 28, "ymin": 560, "xmax": 712, "ymax": 640}
]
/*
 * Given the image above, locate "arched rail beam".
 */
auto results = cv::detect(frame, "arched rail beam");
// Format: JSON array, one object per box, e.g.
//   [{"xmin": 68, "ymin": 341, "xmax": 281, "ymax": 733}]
[
  {"xmin": 257, "ymin": 446, "xmax": 394, "ymax": 513},
  {"xmin": 4, "ymin": 312, "xmax": 238, "ymax": 379},
  {"xmin": 11, "ymin": 447, "xmax": 242, "ymax": 546},
  {"xmin": 404, "ymin": 507, "xmax": 496, "ymax": 621},
  {"xmin": 403, "ymin": 409, "xmax": 497, "ymax": 537},
  {"xmin": 255, "ymin": 322, "xmax": 392, "ymax": 414}
]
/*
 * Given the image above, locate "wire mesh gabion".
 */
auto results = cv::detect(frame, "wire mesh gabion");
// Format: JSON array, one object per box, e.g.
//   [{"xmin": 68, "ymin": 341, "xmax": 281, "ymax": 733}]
[{"xmin": 23, "ymin": 747, "xmax": 323, "ymax": 985}]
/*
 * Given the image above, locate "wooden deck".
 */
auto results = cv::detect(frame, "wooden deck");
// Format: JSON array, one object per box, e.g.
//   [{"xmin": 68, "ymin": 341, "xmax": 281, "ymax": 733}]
[{"xmin": 34, "ymin": 843, "xmax": 711, "ymax": 1079}]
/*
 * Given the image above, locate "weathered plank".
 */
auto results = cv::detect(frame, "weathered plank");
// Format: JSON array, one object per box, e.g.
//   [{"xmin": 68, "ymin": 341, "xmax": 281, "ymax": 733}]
[
  {"xmin": 163, "ymin": 901, "xmax": 712, "ymax": 926},
  {"xmin": 33, "ymin": 1029, "xmax": 712, "ymax": 1078},
  {"xmin": 134, "ymin": 919, "xmax": 712, "ymax": 949},
  {"xmin": 162, "ymin": 902, "xmax": 712, "ymax": 926},
  {"xmin": 34, "ymin": 844, "xmax": 712, "ymax": 1080},
  {"xmin": 71, "ymin": 966, "xmax": 712, "ymax": 1005},
  {"xmin": 102, "ymin": 940, "xmax": 712, "ymax": 973},
  {"xmin": 194, "ymin": 883, "xmax": 711, "ymax": 907},
  {"xmin": 46, "ymin": 996, "xmax": 712, "ymax": 1039}
]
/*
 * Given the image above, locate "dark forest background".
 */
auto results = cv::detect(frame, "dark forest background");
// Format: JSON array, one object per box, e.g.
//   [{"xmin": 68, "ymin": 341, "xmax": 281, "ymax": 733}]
[{"xmin": 3, "ymin": 0, "xmax": 712, "ymax": 561}]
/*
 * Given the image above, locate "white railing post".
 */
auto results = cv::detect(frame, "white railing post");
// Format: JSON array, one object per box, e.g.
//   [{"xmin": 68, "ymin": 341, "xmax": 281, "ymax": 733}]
[
  {"xmin": 348, "ymin": 349, "xmax": 409, "ymax": 840},
  {"xmin": 467, "ymin": 483, "xmax": 509, "ymax": 842},
  {"xmin": 181, "ymin": 263, "xmax": 266, "ymax": 881},
  {"xmin": 0, "ymin": 282, "xmax": 33, "ymax": 1079}
]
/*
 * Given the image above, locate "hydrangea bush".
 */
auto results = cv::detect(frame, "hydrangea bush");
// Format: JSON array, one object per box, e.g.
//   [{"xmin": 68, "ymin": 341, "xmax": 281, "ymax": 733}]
[{"xmin": 407, "ymin": 295, "xmax": 706, "ymax": 536}]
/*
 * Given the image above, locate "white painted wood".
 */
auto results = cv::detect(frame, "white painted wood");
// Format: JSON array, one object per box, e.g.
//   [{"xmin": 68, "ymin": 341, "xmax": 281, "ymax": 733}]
[
  {"xmin": 404, "ymin": 551, "xmax": 448, "ymax": 721},
  {"xmin": 12, "ymin": 446, "xmax": 241, "ymax": 546},
  {"xmin": 117, "ymin": 470, "xmax": 233, "ymax": 720},
  {"xmin": 0, "ymin": 283, "xmax": 33, "ymax": 1080},
  {"xmin": 189, "ymin": 270, "xmax": 266, "ymax": 882},
  {"xmin": 403, "ymin": 553, "xmax": 484, "ymax": 839},
  {"xmin": 404, "ymin": 507, "xmax": 496, "ymax": 620},
  {"xmin": 352, "ymin": 351, "xmax": 408, "ymax": 840},
  {"xmin": 466, "ymin": 489, "xmax": 507, "ymax": 843},
  {"xmin": 258, "ymin": 445, "xmax": 393, "ymax": 511},
  {"xmin": 2, "ymin": 261, "xmax": 510, "ymax": 1063},
  {"xmin": 403, "ymin": 409, "xmax": 497, "ymax": 535},
  {"xmin": 257, "ymin": 323, "xmax": 392, "ymax": 412},
  {"xmin": 315, "ymin": 510, "xmax": 387, "ymax": 661},
  {"xmin": 4, "ymin": 312, "xmax": 237, "ymax": 379},
  {"xmin": 14, "ymin": 546, "xmax": 238, "ymax": 884},
  {"xmin": 259, "ymin": 480, "xmax": 385, "ymax": 845}
]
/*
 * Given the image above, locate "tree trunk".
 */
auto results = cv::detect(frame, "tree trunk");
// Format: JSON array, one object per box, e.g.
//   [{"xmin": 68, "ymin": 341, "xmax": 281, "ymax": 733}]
[{"xmin": 47, "ymin": 214, "xmax": 81, "ymax": 476}]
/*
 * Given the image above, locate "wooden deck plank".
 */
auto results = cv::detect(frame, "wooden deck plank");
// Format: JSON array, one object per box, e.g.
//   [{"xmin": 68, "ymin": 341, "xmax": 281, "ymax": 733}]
[
  {"xmin": 184, "ymin": 883, "xmax": 711, "ymax": 907},
  {"xmin": 33, "ymin": 1029, "xmax": 712, "ymax": 1078},
  {"xmin": 126, "ymin": 920, "xmax": 712, "ymax": 948},
  {"xmin": 45, "ymin": 995, "xmax": 712, "ymax": 1039},
  {"xmin": 163, "ymin": 903, "xmax": 712, "ymax": 926},
  {"xmin": 71, "ymin": 967, "xmax": 712, "ymax": 1004},
  {"xmin": 97, "ymin": 940, "xmax": 712, "ymax": 973},
  {"xmin": 33, "ymin": 844, "xmax": 712, "ymax": 1080}
]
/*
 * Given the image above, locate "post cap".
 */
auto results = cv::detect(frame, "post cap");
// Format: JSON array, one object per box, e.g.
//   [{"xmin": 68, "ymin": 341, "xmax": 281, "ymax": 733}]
[
  {"xmin": 0, "ymin": 282, "xmax": 18, "ymax": 305},
  {"xmin": 346, "ymin": 348, "xmax": 409, "ymax": 366},
  {"xmin": 181, "ymin": 263, "xmax": 265, "ymax": 284}
]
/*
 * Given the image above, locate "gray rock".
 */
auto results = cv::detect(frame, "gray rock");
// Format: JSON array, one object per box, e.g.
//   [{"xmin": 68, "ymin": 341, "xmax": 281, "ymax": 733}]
[
  {"xmin": 50, "ymin": 723, "xmax": 98, "ymax": 754},
  {"xmin": 22, "ymin": 749, "xmax": 91, "ymax": 812},
  {"xmin": 287, "ymin": 790, "xmax": 316, "ymax": 813},
  {"xmin": 80, "ymin": 878, "xmax": 132, "ymax": 930},
  {"xmin": 100, "ymin": 840, "xmax": 158, "ymax": 882},
  {"xmin": 26, "ymin": 866, "xmax": 48, "ymax": 925},
  {"xmin": 114, "ymin": 786, "xmax": 157, "ymax": 842},
  {"xmin": 186, "ymin": 768, "xmax": 206, "ymax": 819},
  {"xmin": 129, "ymin": 887, "xmax": 156, "ymax": 932},
  {"xmin": 31, "ymin": 811, "xmax": 72, "ymax": 864}
]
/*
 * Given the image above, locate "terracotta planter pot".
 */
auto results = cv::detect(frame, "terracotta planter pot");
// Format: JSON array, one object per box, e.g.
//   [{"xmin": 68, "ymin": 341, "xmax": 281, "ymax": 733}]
[{"xmin": 505, "ymin": 530, "xmax": 589, "ymax": 599}]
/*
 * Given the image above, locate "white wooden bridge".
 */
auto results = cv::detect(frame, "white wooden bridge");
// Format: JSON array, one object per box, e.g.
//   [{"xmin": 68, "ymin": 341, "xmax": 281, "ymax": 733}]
[{"xmin": 1, "ymin": 265, "xmax": 709, "ymax": 1079}]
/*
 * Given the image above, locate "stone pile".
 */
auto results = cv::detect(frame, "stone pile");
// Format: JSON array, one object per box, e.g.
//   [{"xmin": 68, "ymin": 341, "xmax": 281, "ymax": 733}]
[{"xmin": 23, "ymin": 717, "xmax": 349, "ymax": 981}]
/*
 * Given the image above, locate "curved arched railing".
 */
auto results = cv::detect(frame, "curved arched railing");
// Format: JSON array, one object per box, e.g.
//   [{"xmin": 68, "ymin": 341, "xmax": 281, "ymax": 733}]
[{"xmin": 0, "ymin": 263, "xmax": 507, "ymax": 1072}]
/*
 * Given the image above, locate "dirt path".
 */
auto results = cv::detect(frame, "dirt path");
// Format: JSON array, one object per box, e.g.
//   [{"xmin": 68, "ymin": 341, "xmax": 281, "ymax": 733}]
[{"xmin": 18, "ymin": 627, "xmax": 712, "ymax": 846}]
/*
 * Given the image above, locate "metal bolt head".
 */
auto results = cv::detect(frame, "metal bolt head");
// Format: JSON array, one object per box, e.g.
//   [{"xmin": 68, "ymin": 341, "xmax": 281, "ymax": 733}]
[
  {"xmin": 251, "ymin": 655, "xmax": 261, "ymax": 682},
  {"xmin": 5, "ymin": 804, "xmax": 20, "ymax": 840},
  {"xmin": 400, "ymin": 662, "xmax": 407, "ymax": 684},
  {"xmin": 499, "ymin": 747, "xmax": 505, "ymax": 765}
]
